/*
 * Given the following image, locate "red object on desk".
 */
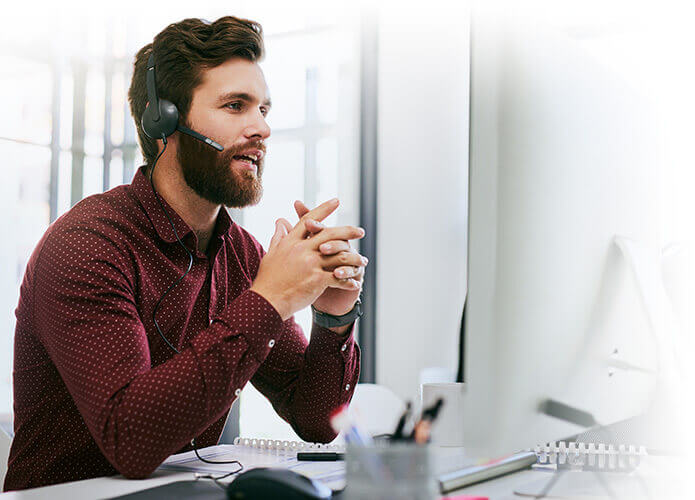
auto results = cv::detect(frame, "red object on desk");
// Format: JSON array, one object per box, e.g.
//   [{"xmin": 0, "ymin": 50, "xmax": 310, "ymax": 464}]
[{"xmin": 441, "ymin": 496, "xmax": 489, "ymax": 500}]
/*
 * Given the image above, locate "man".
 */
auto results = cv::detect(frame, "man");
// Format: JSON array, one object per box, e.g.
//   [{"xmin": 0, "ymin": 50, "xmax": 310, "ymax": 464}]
[{"xmin": 5, "ymin": 16, "xmax": 366, "ymax": 491}]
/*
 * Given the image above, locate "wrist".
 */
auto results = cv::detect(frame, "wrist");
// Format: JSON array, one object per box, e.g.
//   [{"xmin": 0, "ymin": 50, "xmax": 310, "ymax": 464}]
[
  {"xmin": 249, "ymin": 285, "xmax": 290, "ymax": 321},
  {"xmin": 326, "ymin": 323, "xmax": 352, "ymax": 336},
  {"xmin": 312, "ymin": 300, "xmax": 363, "ymax": 329}
]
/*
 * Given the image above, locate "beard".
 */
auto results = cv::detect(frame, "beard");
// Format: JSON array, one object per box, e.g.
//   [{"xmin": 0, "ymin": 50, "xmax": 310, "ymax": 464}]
[{"xmin": 176, "ymin": 125, "xmax": 265, "ymax": 208}]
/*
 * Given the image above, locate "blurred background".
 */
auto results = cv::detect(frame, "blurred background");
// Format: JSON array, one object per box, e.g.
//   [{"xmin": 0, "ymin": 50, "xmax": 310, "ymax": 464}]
[
  {"xmin": 0, "ymin": 0, "xmax": 372, "ymax": 440},
  {"xmin": 0, "ymin": 0, "xmax": 693, "ymax": 452}
]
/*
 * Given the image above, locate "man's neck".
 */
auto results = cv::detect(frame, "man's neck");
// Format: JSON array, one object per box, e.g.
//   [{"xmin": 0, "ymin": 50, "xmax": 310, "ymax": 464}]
[{"xmin": 149, "ymin": 153, "xmax": 220, "ymax": 254}]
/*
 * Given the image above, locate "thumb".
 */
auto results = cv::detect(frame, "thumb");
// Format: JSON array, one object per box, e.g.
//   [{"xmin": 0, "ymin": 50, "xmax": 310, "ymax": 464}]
[{"xmin": 268, "ymin": 219, "xmax": 288, "ymax": 251}]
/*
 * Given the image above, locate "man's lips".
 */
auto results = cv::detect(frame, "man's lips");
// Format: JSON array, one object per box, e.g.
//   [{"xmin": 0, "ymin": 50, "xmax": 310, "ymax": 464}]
[
  {"xmin": 231, "ymin": 156, "xmax": 258, "ymax": 171},
  {"xmin": 232, "ymin": 148, "xmax": 264, "ymax": 162}
]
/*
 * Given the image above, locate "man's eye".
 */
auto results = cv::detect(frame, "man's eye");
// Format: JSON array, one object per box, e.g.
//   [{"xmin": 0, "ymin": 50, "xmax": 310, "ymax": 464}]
[
  {"xmin": 260, "ymin": 107, "xmax": 269, "ymax": 117},
  {"xmin": 225, "ymin": 102, "xmax": 242, "ymax": 111}
]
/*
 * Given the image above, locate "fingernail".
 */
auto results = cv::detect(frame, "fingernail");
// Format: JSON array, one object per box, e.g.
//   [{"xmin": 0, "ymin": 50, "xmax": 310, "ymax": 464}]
[
  {"xmin": 361, "ymin": 257, "xmax": 368, "ymax": 265},
  {"xmin": 358, "ymin": 228, "xmax": 365, "ymax": 236},
  {"xmin": 321, "ymin": 244, "xmax": 331, "ymax": 252},
  {"xmin": 337, "ymin": 269, "xmax": 345, "ymax": 278},
  {"xmin": 331, "ymin": 197, "xmax": 339, "ymax": 204}
]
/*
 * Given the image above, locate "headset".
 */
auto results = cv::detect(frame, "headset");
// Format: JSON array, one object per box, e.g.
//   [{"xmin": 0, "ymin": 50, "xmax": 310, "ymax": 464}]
[
  {"xmin": 141, "ymin": 53, "xmax": 224, "ymax": 151},
  {"xmin": 142, "ymin": 52, "xmax": 241, "ymax": 471}
]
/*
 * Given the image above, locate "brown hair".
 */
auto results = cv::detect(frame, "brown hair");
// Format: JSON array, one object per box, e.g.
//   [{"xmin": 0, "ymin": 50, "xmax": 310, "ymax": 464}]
[{"xmin": 128, "ymin": 16, "xmax": 264, "ymax": 166}]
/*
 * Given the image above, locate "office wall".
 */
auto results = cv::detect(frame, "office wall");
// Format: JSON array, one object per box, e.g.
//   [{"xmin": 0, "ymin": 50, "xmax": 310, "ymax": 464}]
[
  {"xmin": 375, "ymin": 5, "xmax": 470, "ymax": 400},
  {"xmin": 463, "ymin": 1, "xmax": 692, "ymax": 454}
]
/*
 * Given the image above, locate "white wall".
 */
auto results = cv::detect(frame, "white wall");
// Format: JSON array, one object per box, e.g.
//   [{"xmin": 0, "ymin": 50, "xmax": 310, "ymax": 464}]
[
  {"xmin": 463, "ymin": 0, "xmax": 693, "ymax": 455},
  {"xmin": 376, "ymin": 4, "xmax": 470, "ymax": 400}
]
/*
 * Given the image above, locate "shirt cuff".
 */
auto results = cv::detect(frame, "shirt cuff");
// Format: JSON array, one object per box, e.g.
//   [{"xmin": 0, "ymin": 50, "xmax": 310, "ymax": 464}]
[
  {"xmin": 193, "ymin": 289, "xmax": 284, "ymax": 362},
  {"xmin": 310, "ymin": 321, "xmax": 357, "ymax": 361}
]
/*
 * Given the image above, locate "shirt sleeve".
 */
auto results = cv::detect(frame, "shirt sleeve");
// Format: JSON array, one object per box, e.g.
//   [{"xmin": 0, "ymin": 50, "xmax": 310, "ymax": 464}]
[
  {"xmin": 247, "ymin": 242, "xmax": 361, "ymax": 443},
  {"xmin": 32, "ymin": 225, "xmax": 285, "ymax": 479}
]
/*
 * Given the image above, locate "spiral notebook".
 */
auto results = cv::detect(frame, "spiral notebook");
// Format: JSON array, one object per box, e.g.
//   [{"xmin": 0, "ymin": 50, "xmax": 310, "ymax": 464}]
[
  {"xmin": 231, "ymin": 436, "xmax": 345, "ymax": 452},
  {"xmin": 158, "ymin": 438, "xmax": 347, "ymax": 489},
  {"xmin": 531, "ymin": 441, "xmax": 648, "ymax": 472}
]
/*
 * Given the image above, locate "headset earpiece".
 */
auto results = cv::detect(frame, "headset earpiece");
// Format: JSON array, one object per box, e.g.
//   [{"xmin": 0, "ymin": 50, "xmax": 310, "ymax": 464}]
[
  {"xmin": 141, "ymin": 52, "xmax": 223, "ymax": 151},
  {"xmin": 141, "ymin": 99, "xmax": 179, "ymax": 140},
  {"xmin": 141, "ymin": 54, "xmax": 180, "ymax": 140}
]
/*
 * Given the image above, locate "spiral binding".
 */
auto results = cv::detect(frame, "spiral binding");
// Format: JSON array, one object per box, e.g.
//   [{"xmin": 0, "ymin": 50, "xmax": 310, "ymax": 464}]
[
  {"xmin": 530, "ymin": 441, "xmax": 648, "ymax": 472},
  {"xmin": 233, "ymin": 436, "xmax": 345, "ymax": 452}
]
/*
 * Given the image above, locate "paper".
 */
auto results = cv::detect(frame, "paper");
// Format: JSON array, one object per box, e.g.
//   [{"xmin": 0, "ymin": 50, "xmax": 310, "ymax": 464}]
[{"xmin": 159, "ymin": 444, "xmax": 346, "ymax": 489}]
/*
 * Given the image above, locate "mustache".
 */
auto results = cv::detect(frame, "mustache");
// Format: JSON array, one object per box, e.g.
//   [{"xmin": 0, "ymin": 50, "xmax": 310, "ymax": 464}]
[{"xmin": 225, "ymin": 140, "xmax": 267, "ymax": 157}]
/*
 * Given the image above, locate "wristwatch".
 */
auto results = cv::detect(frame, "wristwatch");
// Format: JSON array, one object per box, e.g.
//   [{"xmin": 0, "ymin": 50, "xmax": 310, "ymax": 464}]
[{"xmin": 311, "ymin": 299, "xmax": 363, "ymax": 328}]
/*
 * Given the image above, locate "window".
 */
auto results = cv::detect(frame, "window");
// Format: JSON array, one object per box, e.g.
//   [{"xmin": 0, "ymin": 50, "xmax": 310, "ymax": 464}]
[
  {"xmin": 237, "ymin": 21, "xmax": 362, "ymax": 441},
  {"xmin": 0, "ymin": 6, "xmax": 362, "ymax": 438}
]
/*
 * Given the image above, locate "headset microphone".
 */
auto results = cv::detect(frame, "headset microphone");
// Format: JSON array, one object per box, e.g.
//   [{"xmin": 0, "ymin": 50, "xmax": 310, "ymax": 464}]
[
  {"xmin": 177, "ymin": 123, "xmax": 224, "ymax": 151},
  {"xmin": 141, "ymin": 53, "xmax": 223, "ymax": 151}
]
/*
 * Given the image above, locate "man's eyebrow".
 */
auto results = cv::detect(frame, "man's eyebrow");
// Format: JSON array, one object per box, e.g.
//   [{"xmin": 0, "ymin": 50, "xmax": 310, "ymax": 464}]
[{"xmin": 218, "ymin": 92, "xmax": 272, "ymax": 108}]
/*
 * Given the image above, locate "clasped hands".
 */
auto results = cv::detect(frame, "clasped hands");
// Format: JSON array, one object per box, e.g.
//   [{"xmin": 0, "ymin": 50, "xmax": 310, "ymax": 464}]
[
  {"xmin": 250, "ymin": 198, "xmax": 368, "ymax": 322},
  {"xmin": 279, "ymin": 199, "xmax": 367, "ymax": 317}
]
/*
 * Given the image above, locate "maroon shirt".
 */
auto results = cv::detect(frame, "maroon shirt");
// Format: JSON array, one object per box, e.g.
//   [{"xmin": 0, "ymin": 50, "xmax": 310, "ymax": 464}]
[{"xmin": 4, "ymin": 167, "xmax": 360, "ymax": 491}]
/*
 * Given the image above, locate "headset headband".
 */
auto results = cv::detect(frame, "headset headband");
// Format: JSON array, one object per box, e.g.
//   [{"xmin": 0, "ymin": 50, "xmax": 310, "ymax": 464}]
[{"xmin": 145, "ymin": 53, "xmax": 161, "ymax": 122}]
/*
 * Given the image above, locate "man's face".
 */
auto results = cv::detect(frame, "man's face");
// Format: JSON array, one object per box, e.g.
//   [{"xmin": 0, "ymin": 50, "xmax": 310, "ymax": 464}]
[{"xmin": 177, "ymin": 58, "xmax": 272, "ymax": 208}]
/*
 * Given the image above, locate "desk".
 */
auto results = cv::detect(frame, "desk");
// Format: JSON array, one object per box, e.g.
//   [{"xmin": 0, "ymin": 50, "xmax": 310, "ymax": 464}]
[
  {"xmin": 0, "ymin": 466, "xmax": 544, "ymax": 499},
  {"xmin": 0, "ymin": 455, "xmax": 680, "ymax": 499}
]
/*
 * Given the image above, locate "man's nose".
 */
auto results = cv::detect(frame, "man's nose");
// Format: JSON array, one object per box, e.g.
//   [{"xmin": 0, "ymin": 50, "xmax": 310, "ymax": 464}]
[{"xmin": 244, "ymin": 112, "xmax": 271, "ymax": 140}]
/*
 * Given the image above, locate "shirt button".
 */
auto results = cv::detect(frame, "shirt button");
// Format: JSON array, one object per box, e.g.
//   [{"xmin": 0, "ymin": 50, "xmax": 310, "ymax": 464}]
[
  {"xmin": 234, "ymin": 388, "xmax": 241, "ymax": 396},
  {"xmin": 341, "ymin": 343, "xmax": 348, "ymax": 352},
  {"xmin": 268, "ymin": 339, "xmax": 275, "ymax": 348},
  {"xmin": 345, "ymin": 384, "xmax": 350, "ymax": 391}
]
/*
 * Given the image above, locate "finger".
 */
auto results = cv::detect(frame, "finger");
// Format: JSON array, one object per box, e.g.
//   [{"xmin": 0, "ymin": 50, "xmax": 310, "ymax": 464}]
[
  {"xmin": 278, "ymin": 217, "xmax": 293, "ymax": 234},
  {"xmin": 309, "ymin": 225, "xmax": 365, "ymax": 248},
  {"xmin": 326, "ymin": 274, "xmax": 362, "ymax": 291},
  {"xmin": 304, "ymin": 219, "xmax": 325, "ymax": 236},
  {"xmin": 289, "ymin": 198, "xmax": 340, "ymax": 239},
  {"xmin": 294, "ymin": 200, "xmax": 310, "ymax": 219},
  {"xmin": 319, "ymin": 240, "xmax": 351, "ymax": 255},
  {"xmin": 268, "ymin": 220, "xmax": 287, "ymax": 251},
  {"xmin": 321, "ymin": 251, "xmax": 368, "ymax": 270},
  {"xmin": 333, "ymin": 266, "xmax": 363, "ymax": 279}
]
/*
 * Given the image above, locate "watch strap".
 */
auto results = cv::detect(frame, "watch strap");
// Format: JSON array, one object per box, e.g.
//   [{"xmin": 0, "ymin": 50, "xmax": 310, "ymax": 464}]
[{"xmin": 311, "ymin": 300, "xmax": 363, "ymax": 328}]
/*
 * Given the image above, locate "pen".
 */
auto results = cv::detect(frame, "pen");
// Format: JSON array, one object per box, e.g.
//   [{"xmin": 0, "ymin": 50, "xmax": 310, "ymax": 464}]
[
  {"xmin": 411, "ymin": 397, "xmax": 445, "ymax": 444},
  {"xmin": 392, "ymin": 401, "xmax": 412, "ymax": 441},
  {"xmin": 297, "ymin": 452, "xmax": 345, "ymax": 461},
  {"xmin": 330, "ymin": 405, "xmax": 374, "ymax": 446}
]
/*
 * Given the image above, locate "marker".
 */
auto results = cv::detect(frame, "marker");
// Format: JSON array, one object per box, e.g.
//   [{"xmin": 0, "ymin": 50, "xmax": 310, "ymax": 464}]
[
  {"xmin": 297, "ymin": 452, "xmax": 345, "ymax": 461},
  {"xmin": 411, "ymin": 397, "xmax": 445, "ymax": 444},
  {"xmin": 330, "ymin": 405, "xmax": 374, "ymax": 446},
  {"xmin": 392, "ymin": 401, "xmax": 412, "ymax": 441},
  {"xmin": 330, "ymin": 405, "xmax": 385, "ymax": 481}
]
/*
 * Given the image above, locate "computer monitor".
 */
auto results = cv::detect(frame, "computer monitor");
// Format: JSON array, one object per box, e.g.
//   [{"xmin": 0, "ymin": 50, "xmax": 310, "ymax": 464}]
[{"xmin": 461, "ymin": 12, "xmax": 662, "ymax": 456}]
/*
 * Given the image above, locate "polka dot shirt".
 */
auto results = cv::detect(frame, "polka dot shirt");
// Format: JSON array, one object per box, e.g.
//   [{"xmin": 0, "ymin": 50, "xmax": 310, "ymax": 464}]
[{"xmin": 4, "ymin": 167, "xmax": 360, "ymax": 491}]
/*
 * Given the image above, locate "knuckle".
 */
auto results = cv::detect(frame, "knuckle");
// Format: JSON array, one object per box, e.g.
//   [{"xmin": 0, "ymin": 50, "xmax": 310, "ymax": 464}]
[{"xmin": 304, "ymin": 253, "xmax": 315, "ymax": 266}]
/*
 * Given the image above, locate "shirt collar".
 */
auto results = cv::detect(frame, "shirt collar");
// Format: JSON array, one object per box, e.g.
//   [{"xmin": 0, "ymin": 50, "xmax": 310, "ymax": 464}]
[{"xmin": 130, "ymin": 166, "xmax": 233, "ymax": 246}]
